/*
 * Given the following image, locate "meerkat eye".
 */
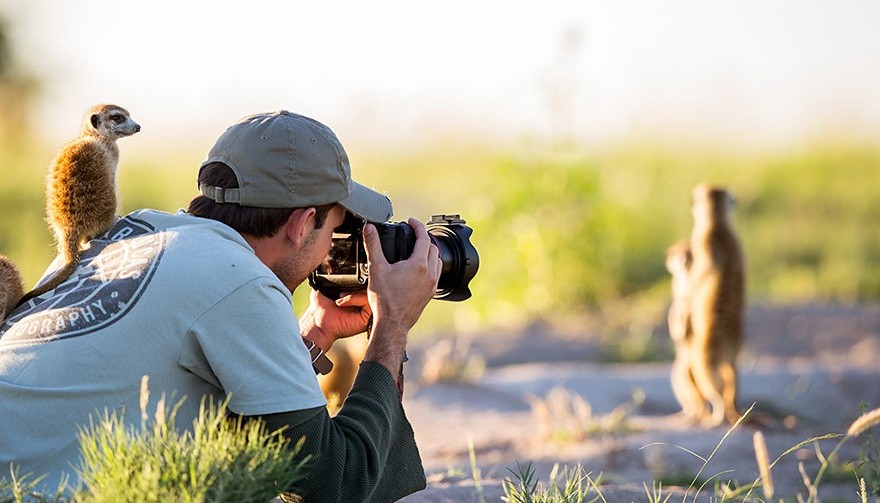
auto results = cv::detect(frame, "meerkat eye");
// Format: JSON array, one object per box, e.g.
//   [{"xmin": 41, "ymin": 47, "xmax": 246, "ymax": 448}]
[{"xmin": 109, "ymin": 114, "xmax": 125, "ymax": 124}]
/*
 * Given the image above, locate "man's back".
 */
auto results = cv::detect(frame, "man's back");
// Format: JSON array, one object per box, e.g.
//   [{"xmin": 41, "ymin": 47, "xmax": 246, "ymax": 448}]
[{"xmin": 0, "ymin": 209, "xmax": 324, "ymax": 491}]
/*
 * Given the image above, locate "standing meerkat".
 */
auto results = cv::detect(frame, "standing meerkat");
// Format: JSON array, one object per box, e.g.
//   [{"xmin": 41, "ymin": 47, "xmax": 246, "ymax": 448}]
[
  {"xmin": 17, "ymin": 104, "xmax": 140, "ymax": 306},
  {"xmin": 687, "ymin": 183, "xmax": 745, "ymax": 426},
  {"xmin": 0, "ymin": 256, "xmax": 24, "ymax": 319},
  {"xmin": 665, "ymin": 239, "xmax": 705, "ymax": 422},
  {"xmin": 317, "ymin": 341, "xmax": 364, "ymax": 410}
]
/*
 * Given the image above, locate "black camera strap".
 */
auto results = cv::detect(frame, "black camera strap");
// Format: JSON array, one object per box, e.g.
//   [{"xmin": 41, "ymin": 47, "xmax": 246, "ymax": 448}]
[{"xmin": 301, "ymin": 336, "xmax": 334, "ymax": 375}]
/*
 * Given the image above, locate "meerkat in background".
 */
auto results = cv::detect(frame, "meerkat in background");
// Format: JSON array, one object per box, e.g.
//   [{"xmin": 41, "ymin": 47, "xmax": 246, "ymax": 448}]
[
  {"xmin": 688, "ymin": 183, "xmax": 745, "ymax": 426},
  {"xmin": 665, "ymin": 239, "xmax": 705, "ymax": 422},
  {"xmin": 0, "ymin": 256, "xmax": 24, "ymax": 319},
  {"xmin": 17, "ymin": 104, "xmax": 140, "ymax": 306},
  {"xmin": 318, "ymin": 339, "xmax": 367, "ymax": 410}
]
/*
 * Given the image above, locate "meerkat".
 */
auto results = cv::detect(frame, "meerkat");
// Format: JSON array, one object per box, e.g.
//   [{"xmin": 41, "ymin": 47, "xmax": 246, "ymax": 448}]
[
  {"xmin": 687, "ymin": 183, "xmax": 745, "ymax": 426},
  {"xmin": 665, "ymin": 239, "xmax": 705, "ymax": 422},
  {"xmin": 317, "ymin": 339, "xmax": 367, "ymax": 409},
  {"xmin": 0, "ymin": 255, "xmax": 24, "ymax": 320},
  {"xmin": 16, "ymin": 104, "xmax": 140, "ymax": 306}
]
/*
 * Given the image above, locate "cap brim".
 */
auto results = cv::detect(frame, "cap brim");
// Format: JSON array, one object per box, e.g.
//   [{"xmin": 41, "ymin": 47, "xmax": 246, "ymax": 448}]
[{"xmin": 339, "ymin": 181, "xmax": 393, "ymax": 223}]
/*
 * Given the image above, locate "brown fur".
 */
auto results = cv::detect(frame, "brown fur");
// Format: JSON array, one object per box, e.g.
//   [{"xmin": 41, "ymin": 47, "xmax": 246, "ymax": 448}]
[
  {"xmin": 665, "ymin": 239, "xmax": 705, "ymax": 422},
  {"xmin": 17, "ymin": 104, "xmax": 140, "ymax": 306},
  {"xmin": 687, "ymin": 183, "xmax": 745, "ymax": 426},
  {"xmin": 0, "ymin": 255, "xmax": 24, "ymax": 320},
  {"xmin": 318, "ymin": 339, "xmax": 367, "ymax": 406}
]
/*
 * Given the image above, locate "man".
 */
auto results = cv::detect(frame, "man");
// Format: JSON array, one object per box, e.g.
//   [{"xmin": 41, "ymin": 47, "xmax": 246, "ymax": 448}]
[{"xmin": 0, "ymin": 111, "xmax": 439, "ymax": 501}]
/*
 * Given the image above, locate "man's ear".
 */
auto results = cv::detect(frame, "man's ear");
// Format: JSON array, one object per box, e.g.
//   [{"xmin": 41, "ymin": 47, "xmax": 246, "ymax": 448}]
[{"xmin": 284, "ymin": 207, "xmax": 317, "ymax": 248}]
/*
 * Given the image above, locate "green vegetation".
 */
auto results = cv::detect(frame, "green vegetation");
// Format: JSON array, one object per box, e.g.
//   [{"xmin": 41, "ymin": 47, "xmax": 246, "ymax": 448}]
[
  {"xmin": 4, "ymin": 138, "xmax": 880, "ymax": 336},
  {"xmin": 0, "ymin": 393, "xmax": 309, "ymax": 502},
  {"xmin": 501, "ymin": 462, "xmax": 600, "ymax": 503}
]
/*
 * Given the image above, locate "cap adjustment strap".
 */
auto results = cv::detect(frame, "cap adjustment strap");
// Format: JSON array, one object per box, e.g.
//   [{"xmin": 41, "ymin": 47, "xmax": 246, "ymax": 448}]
[{"xmin": 199, "ymin": 184, "xmax": 241, "ymax": 204}]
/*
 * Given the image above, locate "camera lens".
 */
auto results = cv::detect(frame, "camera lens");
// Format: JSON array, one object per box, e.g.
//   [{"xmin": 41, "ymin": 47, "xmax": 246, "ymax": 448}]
[
  {"xmin": 309, "ymin": 214, "xmax": 478, "ymax": 302},
  {"xmin": 426, "ymin": 215, "xmax": 479, "ymax": 301}
]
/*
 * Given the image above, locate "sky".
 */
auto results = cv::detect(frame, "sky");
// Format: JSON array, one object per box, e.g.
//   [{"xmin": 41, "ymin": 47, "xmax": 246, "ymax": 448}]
[{"xmin": 3, "ymin": 0, "xmax": 880, "ymax": 154}]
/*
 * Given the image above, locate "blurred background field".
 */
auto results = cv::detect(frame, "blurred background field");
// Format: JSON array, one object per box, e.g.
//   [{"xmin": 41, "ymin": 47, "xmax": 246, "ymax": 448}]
[
  {"xmin": 4, "ymin": 131, "xmax": 880, "ymax": 344},
  {"xmin": 2, "ymin": 1, "xmax": 879, "ymax": 355}
]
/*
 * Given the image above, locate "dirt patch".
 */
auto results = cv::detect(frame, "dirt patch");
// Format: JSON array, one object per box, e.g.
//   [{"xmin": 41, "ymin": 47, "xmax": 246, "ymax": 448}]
[{"xmin": 398, "ymin": 303, "xmax": 880, "ymax": 502}]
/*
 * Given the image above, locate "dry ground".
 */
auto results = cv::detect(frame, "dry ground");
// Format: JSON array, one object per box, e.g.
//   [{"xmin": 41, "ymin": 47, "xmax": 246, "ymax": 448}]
[{"xmin": 397, "ymin": 303, "xmax": 880, "ymax": 502}]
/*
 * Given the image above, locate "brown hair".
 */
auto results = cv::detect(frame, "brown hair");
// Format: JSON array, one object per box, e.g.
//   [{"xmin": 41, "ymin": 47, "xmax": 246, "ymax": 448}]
[{"xmin": 188, "ymin": 162, "xmax": 335, "ymax": 238}]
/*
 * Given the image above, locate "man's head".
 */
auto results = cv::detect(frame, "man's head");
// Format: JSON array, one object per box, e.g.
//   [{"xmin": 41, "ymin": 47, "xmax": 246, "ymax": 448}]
[
  {"xmin": 194, "ymin": 110, "xmax": 391, "ymax": 222},
  {"xmin": 188, "ymin": 111, "xmax": 392, "ymax": 289}
]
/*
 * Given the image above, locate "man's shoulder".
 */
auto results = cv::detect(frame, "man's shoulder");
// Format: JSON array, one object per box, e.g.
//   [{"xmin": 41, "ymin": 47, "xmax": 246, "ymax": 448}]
[
  {"xmin": 124, "ymin": 209, "xmax": 226, "ymax": 232},
  {"xmin": 118, "ymin": 209, "xmax": 265, "ymax": 278},
  {"xmin": 123, "ymin": 209, "xmax": 249, "ymax": 246}
]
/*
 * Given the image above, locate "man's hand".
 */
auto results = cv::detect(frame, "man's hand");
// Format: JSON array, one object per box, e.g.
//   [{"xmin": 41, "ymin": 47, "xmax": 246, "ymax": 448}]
[
  {"xmin": 299, "ymin": 289, "xmax": 372, "ymax": 351},
  {"xmin": 362, "ymin": 218, "xmax": 441, "ymax": 378}
]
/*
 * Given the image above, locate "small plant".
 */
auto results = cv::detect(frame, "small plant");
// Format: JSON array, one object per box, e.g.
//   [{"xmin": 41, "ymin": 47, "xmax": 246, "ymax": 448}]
[
  {"xmin": 75, "ymin": 376, "xmax": 310, "ymax": 502},
  {"xmin": 0, "ymin": 467, "xmax": 65, "ymax": 503},
  {"xmin": 752, "ymin": 430, "xmax": 774, "ymax": 500},
  {"xmin": 469, "ymin": 437, "xmax": 487, "ymax": 503},
  {"xmin": 642, "ymin": 480, "xmax": 672, "ymax": 503},
  {"xmin": 501, "ymin": 462, "xmax": 600, "ymax": 503},
  {"xmin": 529, "ymin": 387, "xmax": 642, "ymax": 443},
  {"xmin": 852, "ymin": 406, "xmax": 880, "ymax": 497},
  {"xmin": 420, "ymin": 336, "xmax": 485, "ymax": 385}
]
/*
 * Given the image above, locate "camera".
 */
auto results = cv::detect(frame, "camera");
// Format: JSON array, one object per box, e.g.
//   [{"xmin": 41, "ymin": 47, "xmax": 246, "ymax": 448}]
[{"xmin": 308, "ymin": 213, "xmax": 479, "ymax": 301}]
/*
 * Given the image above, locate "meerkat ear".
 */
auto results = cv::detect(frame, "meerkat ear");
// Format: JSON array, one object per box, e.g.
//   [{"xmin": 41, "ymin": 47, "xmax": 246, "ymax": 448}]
[{"xmin": 90, "ymin": 114, "xmax": 100, "ymax": 129}]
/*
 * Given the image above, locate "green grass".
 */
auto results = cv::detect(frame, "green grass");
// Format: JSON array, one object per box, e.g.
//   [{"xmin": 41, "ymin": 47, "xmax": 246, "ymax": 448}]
[
  {"xmin": 0, "ymin": 392, "xmax": 309, "ymax": 503},
  {"xmin": 500, "ymin": 462, "xmax": 600, "ymax": 503},
  {"xmin": 76, "ymin": 398, "xmax": 308, "ymax": 503}
]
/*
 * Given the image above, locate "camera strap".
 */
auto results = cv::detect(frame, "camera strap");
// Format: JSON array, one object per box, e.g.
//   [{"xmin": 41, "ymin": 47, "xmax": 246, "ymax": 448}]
[{"xmin": 302, "ymin": 336, "xmax": 334, "ymax": 375}]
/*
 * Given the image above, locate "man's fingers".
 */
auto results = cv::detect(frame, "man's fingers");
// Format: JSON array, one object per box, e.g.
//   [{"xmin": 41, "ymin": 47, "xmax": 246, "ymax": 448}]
[
  {"xmin": 428, "ymin": 240, "xmax": 442, "ymax": 279},
  {"xmin": 335, "ymin": 291, "xmax": 369, "ymax": 307},
  {"xmin": 407, "ymin": 218, "xmax": 433, "ymax": 260},
  {"xmin": 412, "ymin": 218, "xmax": 442, "ymax": 283},
  {"xmin": 362, "ymin": 223, "xmax": 389, "ymax": 267}
]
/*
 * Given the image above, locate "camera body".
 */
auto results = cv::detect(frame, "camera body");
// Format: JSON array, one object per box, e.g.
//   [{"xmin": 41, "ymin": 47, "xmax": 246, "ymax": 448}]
[{"xmin": 308, "ymin": 214, "xmax": 478, "ymax": 301}]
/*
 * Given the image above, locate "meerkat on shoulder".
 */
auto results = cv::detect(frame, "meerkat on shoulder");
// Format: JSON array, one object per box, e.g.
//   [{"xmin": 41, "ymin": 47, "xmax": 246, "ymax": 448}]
[{"xmin": 17, "ymin": 104, "xmax": 140, "ymax": 307}]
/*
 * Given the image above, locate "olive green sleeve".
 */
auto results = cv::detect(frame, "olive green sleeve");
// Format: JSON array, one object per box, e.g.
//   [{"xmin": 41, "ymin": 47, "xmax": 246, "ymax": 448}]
[{"xmin": 255, "ymin": 361, "xmax": 426, "ymax": 503}]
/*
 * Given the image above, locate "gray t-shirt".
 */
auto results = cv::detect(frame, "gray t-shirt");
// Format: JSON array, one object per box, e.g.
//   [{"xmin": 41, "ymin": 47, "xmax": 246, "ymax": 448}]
[{"xmin": 0, "ymin": 209, "xmax": 325, "ymax": 491}]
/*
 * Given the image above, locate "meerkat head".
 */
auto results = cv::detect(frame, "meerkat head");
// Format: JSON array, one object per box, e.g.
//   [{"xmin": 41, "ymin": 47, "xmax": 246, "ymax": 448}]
[
  {"xmin": 82, "ymin": 104, "xmax": 141, "ymax": 140},
  {"xmin": 691, "ymin": 182, "xmax": 734, "ymax": 225}
]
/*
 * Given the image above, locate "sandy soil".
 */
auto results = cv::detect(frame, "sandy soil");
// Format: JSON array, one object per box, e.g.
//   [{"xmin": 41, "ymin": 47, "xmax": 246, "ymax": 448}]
[{"xmin": 396, "ymin": 303, "xmax": 880, "ymax": 502}]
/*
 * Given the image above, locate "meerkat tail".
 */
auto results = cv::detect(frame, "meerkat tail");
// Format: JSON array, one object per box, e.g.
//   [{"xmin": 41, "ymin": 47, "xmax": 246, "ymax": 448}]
[
  {"xmin": 15, "ymin": 260, "xmax": 79, "ymax": 307},
  {"xmin": 0, "ymin": 256, "xmax": 25, "ymax": 319}
]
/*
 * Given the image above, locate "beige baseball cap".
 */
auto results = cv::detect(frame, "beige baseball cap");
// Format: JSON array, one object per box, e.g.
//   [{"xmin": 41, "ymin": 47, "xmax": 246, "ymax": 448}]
[{"xmin": 198, "ymin": 110, "xmax": 392, "ymax": 222}]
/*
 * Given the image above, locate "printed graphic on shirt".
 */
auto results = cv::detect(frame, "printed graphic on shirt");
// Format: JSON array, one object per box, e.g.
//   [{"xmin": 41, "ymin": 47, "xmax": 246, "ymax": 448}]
[{"xmin": 0, "ymin": 216, "xmax": 165, "ymax": 345}]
